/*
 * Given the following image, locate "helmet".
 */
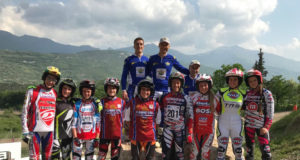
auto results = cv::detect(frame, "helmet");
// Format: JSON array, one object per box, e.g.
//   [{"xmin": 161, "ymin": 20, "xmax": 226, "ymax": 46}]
[
  {"xmin": 244, "ymin": 69, "xmax": 263, "ymax": 87},
  {"xmin": 79, "ymin": 80, "xmax": 96, "ymax": 96},
  {"xmin": 59, "ymin": 78, "xmax": 77, "ymax": 98},
  {"xmin": 137, "ymin": 78, "xmax": 154, "ymax": 97},
  {"xmin": 196, "ymin": 74, "xmax": 213, "ymax": 89},
  {"xmin": 225, "ymin": 68, "xmax": 243, "ymax": 86},
  {"xmin": 104, "ymin": 77, "xmax": 120, "ymax": 94},
  {"xmin": 42, "ymin": 66, "xmax": 61, "ymax": 85},
  {"xmin": 168, "ymin": 72, "xmax": 185, "ymax": 88}
]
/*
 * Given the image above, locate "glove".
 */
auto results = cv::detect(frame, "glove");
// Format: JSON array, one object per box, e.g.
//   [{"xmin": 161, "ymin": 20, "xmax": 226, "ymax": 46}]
[
  {"xmin": 94, "ymin": 138, "xmax": 99, "ymax": 148},
  {"xmin": 22, "ymin": 132, "xmax": 32, "ymax": 144},
  {"xmin": 74, "ymin": 138, "xmax": 81, "ymax": 146}
]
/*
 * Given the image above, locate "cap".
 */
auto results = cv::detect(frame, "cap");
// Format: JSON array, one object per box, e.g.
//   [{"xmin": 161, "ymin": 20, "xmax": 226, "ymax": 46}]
[
  {"xmin": 189, "ymin": 60, "xmax": 200, "ymax": 67},
  {"xmin": 159, "ymin": 37, "xmax": 170, "ymax": 44}
]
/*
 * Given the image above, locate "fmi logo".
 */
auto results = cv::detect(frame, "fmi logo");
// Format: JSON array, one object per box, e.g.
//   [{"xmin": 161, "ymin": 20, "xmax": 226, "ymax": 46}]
[{"xmin": 227, "ymin": 91, "xmax": 239, "ymax": 99}]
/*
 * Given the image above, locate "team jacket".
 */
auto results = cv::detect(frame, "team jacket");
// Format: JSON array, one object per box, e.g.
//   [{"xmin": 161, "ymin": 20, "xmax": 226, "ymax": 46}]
[
  {"xmin": 191, "ymin": 92, "xmax": 218, "ymax": 134},
  {"xmin": 72, "ymin": 99, "xmax": 100, "ymax": 140},
  {"xmin": 146, "ymin": 54, "xmax": 189, "ymax": 92},
  {"xmin": 160, "ymin": 92, "xmax": 193, "ymax": 134},
  {"xmin": 54, "ymin": 97, "xmax": 75, "ymax": 140},
  {"xmin": 243, "ymin": 88, "xmax": 274, "ymax": 130},
  {"xmin": 100, "ymin": 97, "xmax": 125, "ymax": 139},
  {"xmin": 22, "ymin": 85, "xmax": 57, "ymax": 133},
  {"xmin": 184, "ymin": 74, "xmax": 201, "ymax": 96},
  {"xmin": 126, "ymin": 96, "xmax": 161, "ymax": 142},
  {"xmin": 121, "ymin": 55, "xmax": 149, "ymax": 90}
]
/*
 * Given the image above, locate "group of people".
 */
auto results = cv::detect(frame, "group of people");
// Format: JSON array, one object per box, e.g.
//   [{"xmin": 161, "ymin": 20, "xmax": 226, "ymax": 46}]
[{"xmin": 21, "ymin": 37, "xmax": 274, "ymax": 160}]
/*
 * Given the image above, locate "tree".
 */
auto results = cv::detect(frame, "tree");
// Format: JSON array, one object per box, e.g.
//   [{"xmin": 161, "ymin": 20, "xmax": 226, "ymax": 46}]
[{"xmin": 253, "ymin": 48, "xmax": 268, "ymax": 77}]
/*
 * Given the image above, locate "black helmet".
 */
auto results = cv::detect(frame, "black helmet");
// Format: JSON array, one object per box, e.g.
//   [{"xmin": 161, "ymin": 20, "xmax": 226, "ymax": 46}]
[
  {"xmin": 42, "ymin": 66, "xmax": 61, "ymax": 85},
  {"xmin": 137, "ymin": 78, "xmax": 154, "ymax": 97},
  {"xmin": 79, "ymin": 80, "xmax": 96, "ymax": 96},
  {"xmin": 59, "ymin": 78, "xmax": 77, "ymax": 98}
]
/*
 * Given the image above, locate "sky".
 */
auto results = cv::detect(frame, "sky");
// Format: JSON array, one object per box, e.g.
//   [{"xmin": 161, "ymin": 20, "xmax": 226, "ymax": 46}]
[{"xmin": 0, "ymin": 0, "xmax": 299, "ymax": 61}]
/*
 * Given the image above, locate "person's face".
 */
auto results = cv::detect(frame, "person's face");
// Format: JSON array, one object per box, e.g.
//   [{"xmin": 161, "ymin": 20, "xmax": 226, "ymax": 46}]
[
  {"xmin": 62, "ymin": 85, "xmax": 72, "ymax": 98},
  {"xmin": 228, "ymin": 77, "xmax": 239, "ymax": 89},
  {"xmin": 44, "ymin": 74, "xmax": 57, "ymax": 89},
  {"xmin": 171, "ymin": 79, "xmax": 181, "ymax": 93},
  {"xmin": 189, "ymin": 64, "xmax": 200, "ymax": 76},
  {"xmin": 140, "ymin": 87, "xmax": 151, "ymax": 99},
  {"xmin": 198, "ymin": 82, "xmax": 209, "ymax": 94},
  {"xmin": 107, "ymin": 85, "xmax": 117, "ymax": 97},
  {"xmin": 248, "ymin": 76, "xmax": 259, "ymax": 89},
  {"xmin": 159, "ymin": 42, "xmax": 170, "ymax": 54},
  {"xmin": 134, "ymin": 39, "xmax": 144, "ymax": 55},
  {"xmin": 82, "ymin": 87, "xmax": 92, "ymax": 100}
]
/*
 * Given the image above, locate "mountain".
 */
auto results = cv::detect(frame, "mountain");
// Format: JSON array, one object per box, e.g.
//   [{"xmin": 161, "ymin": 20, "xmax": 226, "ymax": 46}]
[{"xmin": 0, "ymin": 30, "xmax": 98, "ymax": 53}]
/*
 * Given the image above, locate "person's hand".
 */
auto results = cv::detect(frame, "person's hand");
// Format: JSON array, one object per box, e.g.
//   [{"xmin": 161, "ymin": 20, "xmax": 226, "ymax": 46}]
[
  {"xmin": 122, "ymin": 90, "xmax": 129, "ymax": 101},
  {"xmin": 124, "ymin": 121, "xmax": 130, "ymax": 134},
  {"xmin": 22, "ymin": 132, "xmax": 32, "ymax": 144},
  {"xmin": 260, "ymin": 127, "xmax": 268, "ymax": 135},
  {"xmin": 94, "ymin": 138, "xmax": 99, "ymax": 148},
  {"xmin": 185, "ymin": 142, "xmax": 194, "ymax": 153},
  {"xmin": 74, "ymin": 138, "xmax": 81, "ymax": 146}
]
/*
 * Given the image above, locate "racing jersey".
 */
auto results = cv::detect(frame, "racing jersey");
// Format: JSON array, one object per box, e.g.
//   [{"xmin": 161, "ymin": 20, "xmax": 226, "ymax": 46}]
[
  {"xmin": 127, "ymin": 96, "xmax": 161, "ymax": 142},
  {"xmin": 121, "ymin": 55, "xmax": 149, "ymax": 90},
  {"xmin": 100, "ymin": 97, "xmax": 125, "ymax": 139},
  {"xmin": 191, "ymin": 92, "xmax": 218, "ymax": 134},
  {"xmin": 146, "ymin": 54, "xmax": 189, "ymax": 92},
  {"xmin": 243, "ymin": 88, "xmax": 274, "ymax": 130},
  {"xmin": 160, "ymin": 92, "xmax": 193, "ymax": 133},
  {"xmin": 72, "ymin": 99, "xmax": 100, "ymax": 140},
  {"xmin": 216, "ymin": 87, "xmax": 246, "ymax": 120},
  {"xmin": 22, "ymin": 85, "xmax": 57, "ymax": 133},
  {"xmin": 54, "ymin": 97, "xmax": 75, "ymax": 140},
  {"xmin": 184, "ymin": 74, "xmax": 201, "ymax": 96}
]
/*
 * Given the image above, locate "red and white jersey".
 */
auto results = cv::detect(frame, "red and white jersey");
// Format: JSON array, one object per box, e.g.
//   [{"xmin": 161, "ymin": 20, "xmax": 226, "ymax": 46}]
[
  {"xmin": 126, "ymin": 96, "xmax": 161, "ymax": 142},
  {"xmin": 243, "ymin": 88, "xmax": 274, "ymax": 130},
  {"xmin": 100, "ymin": 97, "xmax": 125, "ymax": 139},
  {"xmin": 190, "ymin": 92, "xmax": 218, "ymax": 134},
  {"xmin": 22, "ymin": 85, "xmax": 57, "ymax": 133}
]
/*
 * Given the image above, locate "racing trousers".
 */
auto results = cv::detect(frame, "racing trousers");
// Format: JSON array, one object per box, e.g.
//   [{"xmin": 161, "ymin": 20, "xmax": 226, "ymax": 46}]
[
  {"xmin": 245, "ymin": 126, "xmax": 271, "ymax": 160},
  {"xmin": 98, "ymin": 139, "xmax": 122, "ymax": 160},
  {"xmin": 72, "ymin": 139, "xmax": 95, "ymax": 160},
  {"xmin": 29, "ymin": 132, "xmax": 53, "ymax": 160},
  {"xmin": 131, "ymin": 140, "xmax": 156, "ymax": 160},
  {"xmin": 162, "ymin": 127, "xmax": 185, "ymax": 160},
  {"xmin": 191, "ymin": 132, "xmax": 214, "ymax": 160},
  {"xmin": 51, "ymin": 138, "xmax": 72, "ymax": 160}
]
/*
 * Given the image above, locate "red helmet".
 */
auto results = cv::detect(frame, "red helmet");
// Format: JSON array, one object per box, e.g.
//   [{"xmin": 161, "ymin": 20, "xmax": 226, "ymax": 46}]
[
  {"xmin": 225, "ymin": 68, "xmax": 244, "ymax": 86},
  {"xmin": 196, "ymin": 74, "xmax": 213, "ymax": 89},
  {"xmin": 245, "ymin": 69, "xmax": 263, "ymax": 87}
]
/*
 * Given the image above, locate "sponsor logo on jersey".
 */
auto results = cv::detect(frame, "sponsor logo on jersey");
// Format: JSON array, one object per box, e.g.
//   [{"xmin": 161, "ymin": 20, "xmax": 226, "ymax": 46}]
[
  {"xmin": 232, "ymin": 137, "xmax": 242, "ymax": 145},
  {"xmin": 131, "ymin": 62, "xmax": 135, "ymax": 65},
  {"xmin": 153, "ymin": 62, "xmax": 158, "ymax": 66},
  {"xmin": 149, "ymin": 105, "xmax": 153, "ymax": 109},
  {"xmin": 40, "ymin": 110, "xmax": 55, "ymax": 126},
  {"xmin": 247, "ymin": 102, "xmax": 258, "ymax": 111},
  {"xmin": 165, "ymin": 62, "xmax": 170, "ymax": 66},
  {"xmin": 198, "ymin": 117, "xmax": 207, "ymax": 123},
  {"xmin": 227, "ymin": 91, "xmax": 239, "ymax": 99},
  {"xmin": 196, "ymin": 108, "xmax": 210, "ymax": 114},
  {"xmin": 137, "ymin": 67, "xmax": 144, "ymax": 73},
  {"xmin": 117, "ymin": 104, "xmax": 121, "ymax": 109}
]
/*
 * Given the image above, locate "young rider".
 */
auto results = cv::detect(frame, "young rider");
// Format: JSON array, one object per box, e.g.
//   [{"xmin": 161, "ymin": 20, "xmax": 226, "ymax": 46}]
[
  {"xmin": 190, "ymin": 74, "xmax": 218, "ymax": 160},
  {"xmin": 72, "ymin": 80, "xmax": 101, "ymax": 160},
  {"xmin": 243, "ymin": 69, "xmax": 274, "ymax": 160},
  {"xmin": 125, "ymin": 78, "xmax": 161, "ymax": 160},
  {"xmin": 121, "ymin": 37, "xmax": 148, "ymax": 101},
  {"xmin": 22, "ymin": 66, "xmax": 61, "ymax": 160},
  {"xmin": 51, "ymin": 79, "xmax": 77, "ymax": 160},
  {"xmin": 159, "ymin": 72, "xmax": 193, "ymax": 160},
  {"xmin": 98, "ymin": 78, "xmax": 126, "ymax": 160},
  {"xmin": 184, "ymin": 60, "xmax": 201, "ymax": 97},
  {"xmin": 216, "ymin": 68, "xmax": 246, "ymax": 160}
]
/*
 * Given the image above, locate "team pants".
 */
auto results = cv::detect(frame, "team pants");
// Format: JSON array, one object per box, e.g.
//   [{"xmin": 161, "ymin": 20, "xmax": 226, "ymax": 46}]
[
  {"xmin": 127, "ymin": 85, "xmax": 136, "ymax": 101},
  {"xmin": 98, "ymin": 139, "xmax": 122, "ymax": 160},
  {"xmin": 217, "ymin": 118, "xmax": 244, "ymax": 160},
  {"xmin": 245, "ymin": 126, "xmax": 272, "ymax": 160},
  {"xmin": 72, "ymin": 139, "xmax": 95, "ymax": 160},
  {"xmin": 51, "ymin": 138, "xmax": 72, "ymax": 160},
  {"xmin": 29, "ymin": 132, "xmax": 53, "ymax": 160},
  {"xmin": 131, "ymin": 141, "xmax": 156, "ymax": 160},
  {"xmin": 162, "ymin": 128, "xmax": 185, "ymax": 160},
  {"xmin": 190, "ymin": 132, "xmax": 214, "ymax": 160}
]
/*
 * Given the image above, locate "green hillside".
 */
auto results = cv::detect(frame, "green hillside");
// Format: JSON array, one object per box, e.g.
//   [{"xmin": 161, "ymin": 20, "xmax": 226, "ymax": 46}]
[{"xmin": 0, "ymin": 49, "xmax": 130, "ymax": 84}]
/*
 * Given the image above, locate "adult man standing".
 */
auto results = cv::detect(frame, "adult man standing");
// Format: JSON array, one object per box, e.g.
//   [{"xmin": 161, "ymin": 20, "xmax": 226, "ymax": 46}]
[
  {"xmin": 147, "ymin": 37, "xmax": 189, "ymax": 100},
  {"xmin": 184, "ymin": 60, "xmax": 201, "ymax": 96},
  {"xmin": 121, "ymin": 37, "xmax": 149, "ymax": 101}
]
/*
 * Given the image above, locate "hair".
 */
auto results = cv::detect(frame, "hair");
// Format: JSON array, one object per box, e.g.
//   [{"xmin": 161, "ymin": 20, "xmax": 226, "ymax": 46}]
[
  {"xmin": 134, "ymin": 37, "xmax": 144, "ymax": 44},
  {"xmin": 209, "ymin": 90, "xmax": 215, "ymax": 114}
]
